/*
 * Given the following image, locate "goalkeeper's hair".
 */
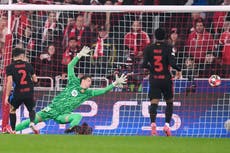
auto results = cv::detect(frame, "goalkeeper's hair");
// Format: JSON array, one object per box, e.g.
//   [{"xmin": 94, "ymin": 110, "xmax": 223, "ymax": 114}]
[{"xmin": 80, "ymin": 75, "xmax": 92, "ymax": 83}]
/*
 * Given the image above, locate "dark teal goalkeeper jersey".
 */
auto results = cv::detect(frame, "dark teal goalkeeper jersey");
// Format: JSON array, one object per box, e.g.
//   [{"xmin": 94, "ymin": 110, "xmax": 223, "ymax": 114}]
[{"xmin": 43, "ymin": 56, "xmax": 114, "ymax": 117}]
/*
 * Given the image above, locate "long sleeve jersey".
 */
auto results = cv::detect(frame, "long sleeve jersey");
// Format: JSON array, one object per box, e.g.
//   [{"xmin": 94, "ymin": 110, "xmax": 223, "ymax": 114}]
[{"xmin": 47, "ymin": 56, "xmax": 114, "ymax": 115}]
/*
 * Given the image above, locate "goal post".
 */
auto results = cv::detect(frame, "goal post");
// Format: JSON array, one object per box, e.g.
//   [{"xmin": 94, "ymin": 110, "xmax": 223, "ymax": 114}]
[
  {"xmin": 0, "ymin": 4, "xmax": 230, "ymax": 12},
  {"xmin": 0, "ymin": 4, "xmax": 229, "ymax": 137},
  {"xmin": 1, "ymin": 34, "xmax": 13, "ymax": 131}
]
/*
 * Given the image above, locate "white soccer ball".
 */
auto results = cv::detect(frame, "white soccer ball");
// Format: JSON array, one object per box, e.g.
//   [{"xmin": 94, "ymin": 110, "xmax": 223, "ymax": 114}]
[
  {"xmin": 224, "ymin": 119, "xmax": 230, "ymax": 131},
  {"xmin": 208, "ymin": 75, "xmax": 221, "ymax": 87}
]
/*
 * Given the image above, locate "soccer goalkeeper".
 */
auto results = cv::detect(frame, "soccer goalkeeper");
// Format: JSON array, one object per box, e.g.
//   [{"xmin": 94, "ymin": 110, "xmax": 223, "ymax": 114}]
[{"xmin": 15, "ymin": 46, "xmax": 127, "ymax": 134}]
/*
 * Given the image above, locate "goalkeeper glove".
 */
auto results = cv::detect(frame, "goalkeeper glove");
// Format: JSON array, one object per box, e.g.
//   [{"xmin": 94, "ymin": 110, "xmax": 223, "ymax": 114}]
[
  {"xmin": 77, "ymin": 46, "xmax": 91, "ymax": 58},
  {"xmin": 113, "ymin": 73, "xmax": 127, "ymax": 88}
]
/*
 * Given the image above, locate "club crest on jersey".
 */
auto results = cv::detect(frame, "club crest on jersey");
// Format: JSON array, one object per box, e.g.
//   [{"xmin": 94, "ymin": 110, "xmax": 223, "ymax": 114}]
[{"xmin": 71, "ymin": 90, "xmax": 78, "ymax": 97}]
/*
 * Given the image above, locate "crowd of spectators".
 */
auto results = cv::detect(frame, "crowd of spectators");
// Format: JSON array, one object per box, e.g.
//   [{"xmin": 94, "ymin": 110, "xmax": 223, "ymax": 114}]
[{"xmin": 0, "ymin": 0, "xmax": 229, "ymax": 91}]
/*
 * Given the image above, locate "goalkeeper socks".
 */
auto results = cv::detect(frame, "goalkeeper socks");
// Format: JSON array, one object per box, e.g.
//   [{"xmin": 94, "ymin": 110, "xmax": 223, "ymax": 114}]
[
  {"xmin": 165, "ymin": 102, "xmax": 173, "ymax": 123},
  {"xmin": 10, "ymin": 113, "xmax": 16, "ymax": 130},
  {"xmin": 149, "ymin": 104, "xmax": 158, "ymax": 123},
  {"xmin": 15, "ymin": 119, "xmax": 30, "ymax": 131}
]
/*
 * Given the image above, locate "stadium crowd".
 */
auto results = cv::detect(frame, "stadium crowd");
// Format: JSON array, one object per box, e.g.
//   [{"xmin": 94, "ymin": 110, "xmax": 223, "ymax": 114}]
[{"xmin": 0, "ymin": 0, "xmax": 229, "ymax": 92}]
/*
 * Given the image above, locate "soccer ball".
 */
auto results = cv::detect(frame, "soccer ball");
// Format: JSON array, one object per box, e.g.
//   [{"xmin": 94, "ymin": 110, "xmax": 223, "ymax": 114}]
[
  {"xmin": 224, "ymin": 119, "xmax": 230, "ymax": 131},
  {"xmin": 208, "ymin": 75, "xmax": 221, "ymax": 87}
]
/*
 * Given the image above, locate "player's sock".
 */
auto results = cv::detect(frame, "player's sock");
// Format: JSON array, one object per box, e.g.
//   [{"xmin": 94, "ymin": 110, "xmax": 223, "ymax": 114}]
[
  {"xmin": 10, "ymin": 113, "xmax": 16, "ymax": 131},
  {"xmin": 15, "ymin": 119, "xmax": 30, "ymax": 131},
  {"xmin": 165, "ymin": 123, "xmax": 170, "ymax": 127},
  {"xmin": 165, "ymin": 102, "xmax": 173, "ymax": 123},
  {"xmin": 15, "ymin": 114, "xmax": 41, "ymax": 132},
  {"xmin": 151, "ymin": 122, "xmax": 158, "ymax": 136},
  {"xmin": 29, "ymin": 110, "xmax": 36, "ymax": 123},
  {"xmin": 149, "ymin": 104, "xmax": 158, "ymax": 123}
]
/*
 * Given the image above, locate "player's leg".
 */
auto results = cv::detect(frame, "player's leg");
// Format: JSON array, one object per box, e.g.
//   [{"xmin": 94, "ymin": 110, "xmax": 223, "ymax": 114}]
[
  {"xmin": 148, "ymin": 80, "xmax": 161, "ymax": 136},
  {"xmin": 15, "ymin": 111, "xmax": 48, "ymax": 132},
  {"xmin": 4, "ymin": 105, "xmax": 17, "ymax": 134},
  {"xmin": 55, "ymin": 113, "xmax": 82, "ymax": 132},
  {"xmin": 5, "ymin": 97, "xmax": 22, "ymax": 133},
  {"xmin": 149, "ymin": 99, "xmax": 159, "ymax": 136},
  {"xmin": 163, "ymin": 98, "xmax": 173, "ymax": 136},
  {"xmin": 23, "ymin": 97, "xmax": 38, "ymax": 133},
  {"xmin": 9, "ymin": 105, "xmax": 17, "ymax": 132},
  {"xmin": 162, "ymin": 80, "xmax": 174, "ymax": 136}
]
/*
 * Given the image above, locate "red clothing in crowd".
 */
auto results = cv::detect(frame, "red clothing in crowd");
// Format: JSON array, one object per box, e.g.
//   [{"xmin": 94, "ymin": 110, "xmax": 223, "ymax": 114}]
[
  {"xmin": 213, "ymin": 12, "xmax": 227, "ymax": 33},
  {"xmin": 124, "ymin": 31, "xmax": 150, "ymax": 56},
  {"xmin": 186, "ymin": 31, "xmax": 214, "ymax": 62},
  {"xmin": 11, "ymin": 14, "xmax": 30, "ymax": 38},
  {"xmin": 219, "ymin": 31, "xmax": 230, "ymax": 65}
]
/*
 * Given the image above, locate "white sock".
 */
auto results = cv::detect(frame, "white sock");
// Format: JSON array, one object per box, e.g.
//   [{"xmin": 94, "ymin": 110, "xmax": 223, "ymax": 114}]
[{"xmin": 165, "ymin": 123, "xmax": 170, "ymax": 127}]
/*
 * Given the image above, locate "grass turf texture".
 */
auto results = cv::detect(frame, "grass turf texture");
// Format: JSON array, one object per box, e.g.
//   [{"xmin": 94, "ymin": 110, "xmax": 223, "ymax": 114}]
[{"xmin": 0, "ymin": 135, "xmax": 229, "ymax": 153}]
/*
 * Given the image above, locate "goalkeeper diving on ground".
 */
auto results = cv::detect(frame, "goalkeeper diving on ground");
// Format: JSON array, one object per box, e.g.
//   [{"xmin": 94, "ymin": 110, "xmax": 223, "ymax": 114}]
[{"xmin": 11, "ymin": 46, "xmax": 127, "ymax": 134}]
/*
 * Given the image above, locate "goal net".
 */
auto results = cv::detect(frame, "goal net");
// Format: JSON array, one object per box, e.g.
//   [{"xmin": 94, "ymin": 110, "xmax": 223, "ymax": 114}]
[{"xmin": 0, "ymin": 4, "xmax": 229, "ymax": 137}]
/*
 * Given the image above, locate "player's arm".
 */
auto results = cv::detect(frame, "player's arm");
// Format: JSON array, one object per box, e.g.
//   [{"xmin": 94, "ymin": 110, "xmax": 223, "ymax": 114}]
[
  {"xmin": 142, "ymin": 46, "xmax": 151, "ymax": 76},
  {"xmin": 91, "ymin": 84, "xmax": 115, "ymax": 96},
  {"xmin": 32, "ymin": 74, "xmax": 38, "ymax": 84},
  {"xmin": 5, "ymin": 66, "xmax": 13, "ymax": 105},
  {"xmin": 67, "ymin": 54, "xmax": 80, "ymax": 79},
  {"xmin": 5, "ymin": 75, "xmax": 13, "ymax": 105},
  {"xmin": 91, "ymin": 74, "xmax": 127, "ymax": 96},
  {"xmin": 142, "ymin": 46, "xmax": 150, "ymax": 69},
  {"xmin": 68, "ymin": 46, "xmax": 91, "ymax": 79},
  {"xmin": 28, "ymin": 63, "xmax": 38, "ymax": 84},
  {"xmin": 168, "ymin": 48, "xmax": 182, "ymax": 79}
]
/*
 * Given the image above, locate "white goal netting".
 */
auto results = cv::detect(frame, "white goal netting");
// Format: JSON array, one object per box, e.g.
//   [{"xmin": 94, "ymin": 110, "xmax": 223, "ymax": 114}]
[{"xmin": 0, "ymin": 4, "xmax": 229, "ymax": 137}]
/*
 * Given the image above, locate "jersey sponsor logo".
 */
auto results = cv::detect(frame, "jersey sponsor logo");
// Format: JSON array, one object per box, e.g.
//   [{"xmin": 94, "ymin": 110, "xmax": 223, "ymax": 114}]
[
  {"xmin": 71, "ymin": 89, "xmax": 78, "ymax": 97},
  {"xmin": 14, "ymin": 100, "xmax": 181, "ymax": 133}
]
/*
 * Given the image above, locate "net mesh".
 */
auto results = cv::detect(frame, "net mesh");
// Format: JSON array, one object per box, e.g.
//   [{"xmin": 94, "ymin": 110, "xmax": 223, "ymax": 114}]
[{"xmin": 0, "ymin": 5, "xmax": 229, "ymax": 137}]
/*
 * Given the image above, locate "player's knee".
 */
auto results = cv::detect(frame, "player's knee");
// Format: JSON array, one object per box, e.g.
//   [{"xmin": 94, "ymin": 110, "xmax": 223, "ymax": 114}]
[
  {"xmin": 73, "ymin": 114, "xmax": 82, "ymax": 120},
  {"xmin": 68, "ymin": 114, "xmax": 82, "ymax": 122},
  {"xmin": 150, "ymin": 99, "xmax": 159, "ymax": 104}
]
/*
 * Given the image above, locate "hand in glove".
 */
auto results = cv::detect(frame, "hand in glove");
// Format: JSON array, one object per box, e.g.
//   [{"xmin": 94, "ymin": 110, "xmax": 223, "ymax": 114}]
[
  {"xmin": 77, "ymin": 46, "xmax": 91, "ymax": 58},
  {"xmin": 113, "ymin": 74, "xmax": 127, "ymax": 88}
]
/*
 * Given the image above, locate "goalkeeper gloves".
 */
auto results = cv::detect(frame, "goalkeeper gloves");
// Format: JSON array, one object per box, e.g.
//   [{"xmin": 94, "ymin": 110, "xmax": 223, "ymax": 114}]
[
  {"xmin": 113, "ymin": 73, "xmax": 127, "ymax": 88},
  {"xmin": 77, "ymin": 46, "xmax": 91, "ymax": 58}
]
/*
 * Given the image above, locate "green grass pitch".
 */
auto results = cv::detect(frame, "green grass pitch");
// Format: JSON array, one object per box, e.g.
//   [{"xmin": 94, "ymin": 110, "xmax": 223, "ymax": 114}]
[{"xmin": 0, "ymin": 135, "xmax": 229, "ymax": 153}]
